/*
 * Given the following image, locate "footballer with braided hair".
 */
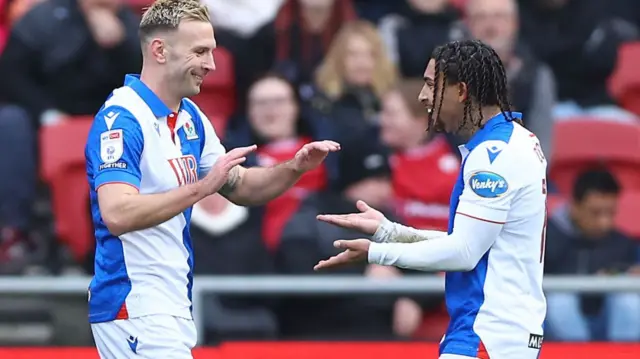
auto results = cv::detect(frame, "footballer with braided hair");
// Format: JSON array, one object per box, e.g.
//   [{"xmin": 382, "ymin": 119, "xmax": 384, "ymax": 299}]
[
  {"xmin": 426, "ymin": 39, "xmax": 522, "ymax": 134},
  {"xmin": 315, "ymin": 39, "xmax": 548, "ymax": 359}
]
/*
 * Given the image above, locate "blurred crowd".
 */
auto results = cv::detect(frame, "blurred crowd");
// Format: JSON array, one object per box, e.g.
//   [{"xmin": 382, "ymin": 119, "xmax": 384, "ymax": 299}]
[{"xmin": 0, "ymin": 0, "xmax": 639, "ymax": 344}]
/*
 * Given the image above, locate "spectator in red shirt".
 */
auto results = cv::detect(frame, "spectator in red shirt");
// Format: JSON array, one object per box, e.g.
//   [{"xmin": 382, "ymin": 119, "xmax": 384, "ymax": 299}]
[{"xmin": 380, "ymin": 80, "xmax": 459, "ymax": 232}]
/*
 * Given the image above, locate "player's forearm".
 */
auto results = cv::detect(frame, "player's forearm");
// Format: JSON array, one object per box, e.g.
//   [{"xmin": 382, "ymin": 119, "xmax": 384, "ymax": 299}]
[
  {"xmin": 102, "ymin": 183, "xmax": 205, "ymax": 236},
  {"xmin": 372, "ymin": 218, "xmax": 447, "ymax": 244},
  {"xmin": 220, "ymin": 161, "xmax": 303, "ymax": 206},
  {"xmin": 367, "ymin": 215, "xmax": 500, "ymax": 272}
]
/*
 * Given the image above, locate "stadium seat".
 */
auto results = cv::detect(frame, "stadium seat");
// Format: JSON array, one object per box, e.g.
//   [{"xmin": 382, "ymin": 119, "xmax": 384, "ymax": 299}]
[
  {"xmin": 191, "ymin": 47, "xmax": 236, "ymax": 138},
  {"xmin": 550, "ymin": 119, "xmax": 640, "ymax": 195},
  {"xmin": 609, "ymin": 42, "xmax": 640, "ymax": 116},
  {"xmin": 414, "ymin": 307, "xmax": 449, "ymax": 341},
  {"xmin": 40, "ymin": 117, "xmax": 94, "ymax": 262},
  {"xmin": 616, "ymin": 191, "xmax": 640, "ymax": 239}
]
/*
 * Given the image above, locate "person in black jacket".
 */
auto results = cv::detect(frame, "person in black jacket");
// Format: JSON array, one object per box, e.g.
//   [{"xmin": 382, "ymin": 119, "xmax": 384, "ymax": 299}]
[
  {"xmin": 378, "ymin": 0, "xmax": 466, "ymax": 78},
  {"xmin": 545, "ymin": 168, "xmax": 640, "ymax": 341},
  {"xmin": 0, "ymin": 0, "xmax": 142, "ymax": 125},
  {"xmin": 0, "ymin": 0, "xmax": 140, "ymax": 271},
  {"xmin": 518, "ymin": 0, "xmax": 639, "ymax": 121}
]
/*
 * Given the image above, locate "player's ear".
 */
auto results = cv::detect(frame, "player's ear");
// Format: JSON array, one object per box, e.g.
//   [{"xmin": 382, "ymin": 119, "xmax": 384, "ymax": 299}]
[
  {"xmin": 457, "ymin": 82, "xmax": 468, "ymax": 103},
  {"xmin": 150, "ymin": 38, "xmax": 167, "ymax": 64}
]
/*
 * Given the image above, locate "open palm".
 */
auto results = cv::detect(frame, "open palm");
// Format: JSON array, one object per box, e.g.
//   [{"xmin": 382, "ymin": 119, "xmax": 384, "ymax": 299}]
[{"xmin": 316, "ymin": 200, "xmax": 385, "ymax": 235}]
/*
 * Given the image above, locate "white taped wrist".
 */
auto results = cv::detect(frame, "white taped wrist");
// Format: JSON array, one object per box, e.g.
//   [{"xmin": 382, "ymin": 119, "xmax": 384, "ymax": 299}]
[{"xmin": 373, "ymin": 219, "xmax": 445, "ymax": 244}]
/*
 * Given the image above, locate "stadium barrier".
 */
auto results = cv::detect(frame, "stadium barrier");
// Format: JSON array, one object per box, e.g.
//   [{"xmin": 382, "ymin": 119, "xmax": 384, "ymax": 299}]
[
  {"xmin": 1, "ymin": 275, "xmax": 640, "ymax": 345},
  {"xmin": 0, "ymin": 343, "xmax": 638, "ymax": 358}
]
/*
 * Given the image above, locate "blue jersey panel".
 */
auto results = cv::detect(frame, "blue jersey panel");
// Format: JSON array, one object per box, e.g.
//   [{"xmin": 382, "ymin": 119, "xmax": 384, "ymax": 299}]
[
  {"xmin": 85, "ymin": 106, "xmax": 144, "ymax": 323},
  {"xmin": 440, "ymin": 113, "xmax": 518, "ymax": 357}
]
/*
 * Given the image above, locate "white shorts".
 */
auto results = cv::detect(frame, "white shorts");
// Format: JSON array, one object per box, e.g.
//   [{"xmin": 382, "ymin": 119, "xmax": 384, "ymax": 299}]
[
  {"xmin": 91, "ymin": 314, "xmax": 197, "ymax": 359},
  {"xmin": 439, "ymin": 356, "xmax": 478, "ymax": 359}
]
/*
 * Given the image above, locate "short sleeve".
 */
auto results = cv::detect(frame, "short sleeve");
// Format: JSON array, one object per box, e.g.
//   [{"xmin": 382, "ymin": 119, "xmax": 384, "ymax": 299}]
[
  {"xmin": 456, "ymin": 141, "xmax": 518, "ymax": 224},
  {"xmin": 86, "ymin": 106, "xmax": 144, "ymax": 190},
  {"xmin": 198, "ymin": 111, "xmax": 226, "ymax": 178}
]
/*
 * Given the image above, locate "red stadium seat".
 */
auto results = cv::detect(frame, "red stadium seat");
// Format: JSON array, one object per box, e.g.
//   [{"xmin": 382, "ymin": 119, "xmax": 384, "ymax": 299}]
[
  {"xmin": 609, "ymin": 42, "xmax": 640, "ymax": 116},
  {"xmin": 616, "ymin": 191, "xmax": 640, "ymax": 239},
  {"xmin": 40, "ymin": 117, "xmax": 94, "ymax": 262},
  {"xmin": 550, "ymin": 119, "xmax": 640, "ymax": 195},
  {"xmin": 191, "ymin": 47, "xmax": 235, "ymax": 138},
  {"xmin": 414, "ymin": 307, "xmax": 449, "ymax": 341}
]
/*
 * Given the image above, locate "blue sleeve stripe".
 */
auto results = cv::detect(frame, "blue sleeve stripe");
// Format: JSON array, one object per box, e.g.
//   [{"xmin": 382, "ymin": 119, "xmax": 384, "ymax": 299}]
[{"xmin": 95, "ymin": 171, "xmax": 141, "ymax": 190}]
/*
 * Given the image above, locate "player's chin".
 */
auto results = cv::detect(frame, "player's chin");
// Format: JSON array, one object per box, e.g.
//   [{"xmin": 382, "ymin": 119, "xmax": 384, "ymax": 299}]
[{"xmin": 185, "ymin": 81, "xmax": 202, "ymax": 97}]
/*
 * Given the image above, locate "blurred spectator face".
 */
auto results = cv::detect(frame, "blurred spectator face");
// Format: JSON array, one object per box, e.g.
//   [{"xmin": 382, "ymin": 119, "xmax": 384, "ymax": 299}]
[
  {"xmin": 316, "ymin": 21, "xmax": 397, "ymax": 99},
  {"xmin": 466, "ymin": 0, "xmax": 518, "ymax": 60},
  {"xmin": 343, "ymin": 33, "xmax": 376, "ymax": 86},
  {"xmin": 407, "ymin": 0, "xmax": 449, "ymax": 13},
  {"xmin": 380, "ymin": 91, "xmax": 426, "ymax": 149},
  {"xmin": 298, "ymin": 0, "xmax": 335, "ymax": 10},
  {"xmin": 248, "ymin": 77, "xmax": 299, "ymax": 141},
  {"xmin": 570, "ymin": 191, "xmax": 618, "ymax": 239}
]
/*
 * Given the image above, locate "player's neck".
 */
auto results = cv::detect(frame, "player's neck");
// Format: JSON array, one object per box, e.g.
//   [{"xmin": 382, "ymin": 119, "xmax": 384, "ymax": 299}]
[
  {"xmin": 459, "ymin": 106, "xmax": 502, "ymax": 139},
  {"xmin": 139, "ymin": 71, "xmax": 181, "ymax": 112},
  {"xmin": 478, "ymin": 106, "xmax": 502, "ymax": 127}
]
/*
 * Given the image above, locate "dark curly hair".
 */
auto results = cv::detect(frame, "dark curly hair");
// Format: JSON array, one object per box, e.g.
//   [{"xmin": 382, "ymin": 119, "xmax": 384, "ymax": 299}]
[{"xmin": 428, "ymin": 40, "xmax": 519, "ymax": 132}]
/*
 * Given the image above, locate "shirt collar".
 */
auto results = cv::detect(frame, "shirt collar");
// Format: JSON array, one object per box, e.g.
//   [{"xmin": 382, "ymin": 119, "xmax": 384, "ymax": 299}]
[
  {"xmin": 464, "ymin": 111, "xmax": 522, "ymax": 151},
  {"xmin": 124, "ymin": 74, "xmax": 174, "ymax": 118}
]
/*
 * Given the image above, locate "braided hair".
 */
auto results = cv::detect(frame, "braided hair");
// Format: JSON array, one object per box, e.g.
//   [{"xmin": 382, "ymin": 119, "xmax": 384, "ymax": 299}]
[{"xmin": 428, "ymin": 40, "xmax": 519, "ymax": 133}]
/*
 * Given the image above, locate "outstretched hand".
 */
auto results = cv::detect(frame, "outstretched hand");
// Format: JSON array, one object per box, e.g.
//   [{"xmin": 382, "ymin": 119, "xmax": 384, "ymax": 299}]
[
  {"xmin": 316, "ymin": 200, "xmax": 385, "ymax": 235},
  {"xmin": 313, "ymin": 238, "xmax": 372, "ymax": 271},
  {"xmin": 292, "ymin": 140, "xmax": 341, "ymax": 172}
]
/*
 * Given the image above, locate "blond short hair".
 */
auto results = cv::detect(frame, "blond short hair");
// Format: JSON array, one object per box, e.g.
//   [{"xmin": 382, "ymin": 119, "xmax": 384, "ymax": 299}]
[
  {"xmin": 139, "ymin": 0, "xmax": 210, "ymax": 42},
  {"xmin": 315, "ymin": 20, "xmax": 398, "ymax": 100}
]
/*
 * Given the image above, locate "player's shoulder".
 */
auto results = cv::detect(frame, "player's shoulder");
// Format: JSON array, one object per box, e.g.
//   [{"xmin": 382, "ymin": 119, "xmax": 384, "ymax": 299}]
[
  {"xmin": 87, "ymin": 105, "xmax": 143, "ymax": 152},
  {"xmin": 468, "ymin": 123, "xmax": 536, "ymax": 166},
  {"xmin": 92, "ymin": 105, "xmax": 140, "ymax": 133},
  {"xmin": 465, "ymin": 139, "xmax": 512, "ymax": 171}
]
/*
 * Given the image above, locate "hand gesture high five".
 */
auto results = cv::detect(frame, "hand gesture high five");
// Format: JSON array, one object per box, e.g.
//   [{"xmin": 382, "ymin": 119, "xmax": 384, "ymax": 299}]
[{"xmin": 316, "ymin": 200, "xmax": 386, "ymax": 235}]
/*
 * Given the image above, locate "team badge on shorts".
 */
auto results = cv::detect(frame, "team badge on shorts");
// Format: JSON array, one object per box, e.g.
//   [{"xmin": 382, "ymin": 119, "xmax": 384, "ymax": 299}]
[
  {"xmin": 100, "ymin": 129, "xmax": 124, "ymax": 164},
  {"xmin": 183, "ymin": 119, "xmax": 198, "ymax": 140}
]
